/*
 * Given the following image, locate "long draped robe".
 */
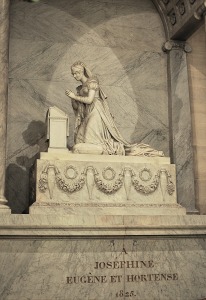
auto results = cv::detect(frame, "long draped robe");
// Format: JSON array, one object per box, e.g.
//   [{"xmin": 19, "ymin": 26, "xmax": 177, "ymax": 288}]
[{"xmin": 72, "ymin": 77, "xmax": 164, "ymax": 157}]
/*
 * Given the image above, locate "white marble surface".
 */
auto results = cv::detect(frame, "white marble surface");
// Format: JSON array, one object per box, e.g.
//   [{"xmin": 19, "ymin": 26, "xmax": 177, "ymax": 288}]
[
  {"xmin": 0, "ymin": 214, "xmax": 206, "ymax": 236},
  {"xmin": 40, "ymin": 152, "xmax": 171, "ymax": 164},
  {"xmin": 169, "ymin": 49, "xmax": 196, "ymax": 213},
  {"xmin": 30, "ymin": 153, "xmax": 185, "ymax": 215},
  {"xmin": 47, "ymin": 106, "xmax": 69, "ymax": 150},
  {"xmin": 0, "ymin": 216, "xmax": 206, "ymax": 300},
  {"xmin": 7, "ymin": 0, "xmax": 168, "ymax": 213}
]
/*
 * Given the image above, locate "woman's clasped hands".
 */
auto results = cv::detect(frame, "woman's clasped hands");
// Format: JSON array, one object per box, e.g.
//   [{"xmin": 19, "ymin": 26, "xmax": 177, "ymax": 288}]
[{"xmin": 65, "ymin": 89, "xmax": 75, "ymax": 99}]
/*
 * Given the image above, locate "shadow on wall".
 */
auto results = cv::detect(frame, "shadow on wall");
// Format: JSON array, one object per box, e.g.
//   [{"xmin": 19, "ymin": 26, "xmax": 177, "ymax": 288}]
[{"xmin": 5, "ymin": 121, "xmax": 48, "ymax": 213}]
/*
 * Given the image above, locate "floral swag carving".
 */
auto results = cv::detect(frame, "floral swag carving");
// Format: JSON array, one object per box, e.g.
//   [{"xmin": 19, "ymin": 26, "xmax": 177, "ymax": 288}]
[{"xmin": 38, "ymin": 164, "xmax": 175, "ymax": 200}]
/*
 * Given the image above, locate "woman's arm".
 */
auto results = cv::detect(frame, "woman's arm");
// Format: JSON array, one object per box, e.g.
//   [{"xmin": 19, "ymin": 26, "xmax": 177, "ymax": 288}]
[{"xmin": 65, "ymin": 89, "xmax": 95, "ymax": 104}]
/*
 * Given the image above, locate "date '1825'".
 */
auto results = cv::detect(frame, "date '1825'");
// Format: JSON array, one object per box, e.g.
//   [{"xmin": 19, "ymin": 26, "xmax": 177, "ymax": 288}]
[{"xmin": 116, "ymin": 290, "xmax": 137, "ymax": 298}]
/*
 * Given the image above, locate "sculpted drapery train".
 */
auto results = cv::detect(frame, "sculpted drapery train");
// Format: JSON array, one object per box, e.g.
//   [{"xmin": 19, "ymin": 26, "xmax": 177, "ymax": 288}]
[{"xmin": 65, "ymin": 61, "xmax": 164, "ymax": 157}]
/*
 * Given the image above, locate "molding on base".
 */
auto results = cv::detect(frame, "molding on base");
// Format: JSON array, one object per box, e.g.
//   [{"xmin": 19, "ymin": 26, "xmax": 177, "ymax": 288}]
[{"xmin": 0, "ymin": 215, "xmax": 206, "ymax": 237}]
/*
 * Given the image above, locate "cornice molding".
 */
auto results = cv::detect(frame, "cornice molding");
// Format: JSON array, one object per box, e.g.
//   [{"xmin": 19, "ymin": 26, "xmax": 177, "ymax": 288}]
[{"xmin": 153, "ymin": 0, "xmax": 206, "ymax": 40}]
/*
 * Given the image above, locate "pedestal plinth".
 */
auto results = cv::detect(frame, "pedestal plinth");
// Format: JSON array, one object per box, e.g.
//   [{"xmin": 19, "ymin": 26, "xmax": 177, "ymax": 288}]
[
  {"xmin": 46, "ymin": 106, "xmax": 69, "ymax": 153},
  {"xmin": 30, "ymin": 153, "xmax": 186, "ymax": 216}
]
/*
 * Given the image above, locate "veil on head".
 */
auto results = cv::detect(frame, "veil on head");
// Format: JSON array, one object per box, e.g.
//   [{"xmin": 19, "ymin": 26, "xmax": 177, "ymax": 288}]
[
  {"xmin": 71, "ymin": 61, "xmax": 107, "ymax": 99},
  {"xmin": 71, "ymin": 61, "xmax": 93, "ymax": 78}
]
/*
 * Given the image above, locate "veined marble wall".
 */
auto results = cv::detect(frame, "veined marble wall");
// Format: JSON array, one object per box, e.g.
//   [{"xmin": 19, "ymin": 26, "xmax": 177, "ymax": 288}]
[
  {"xmin": 187, "ymin": 24, "xmax": 206, "ymax": 215},
  {"xmin": 7, "ymin": 0, "xmax": 168, "ymax": 213}
]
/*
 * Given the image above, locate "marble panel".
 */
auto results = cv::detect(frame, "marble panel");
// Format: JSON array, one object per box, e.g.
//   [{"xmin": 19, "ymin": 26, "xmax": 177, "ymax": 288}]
[
  {"xmin": 9, "ymin": 39, "xmax": 71, "ymax": 81},
  {"xmin": 169, "ymin": 49, "xmax": 196, "ymax": 212},
  {"xmin": 10, "ymin": 2, "xmax": 105, "ymax": 46},
  {"xmin": 9, "ymin": 39, "xmax": 166, "ymax": 86},
  {"xmin": 10, "ymin": 0, "xmax": 164, "ymax": 51},
  {"xmin": 0, "ymin": 236, "xmax": 205, "ymax": 300}
]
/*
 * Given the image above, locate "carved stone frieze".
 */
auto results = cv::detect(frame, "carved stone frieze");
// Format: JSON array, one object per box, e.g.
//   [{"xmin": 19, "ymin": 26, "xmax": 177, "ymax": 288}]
[
  {"xmin": 31, "ymin": 154, "xmax": 187, "ymax": 215},
  {"xmin": 38, "ymin": 163, "xmax": 175, "ymax": 200}
]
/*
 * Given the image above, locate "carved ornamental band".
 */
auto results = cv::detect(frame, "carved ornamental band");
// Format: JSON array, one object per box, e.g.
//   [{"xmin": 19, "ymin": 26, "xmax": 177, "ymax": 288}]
[{"xmin": 38, "ymin": 164, "xmax": 175, "ymax": 201}]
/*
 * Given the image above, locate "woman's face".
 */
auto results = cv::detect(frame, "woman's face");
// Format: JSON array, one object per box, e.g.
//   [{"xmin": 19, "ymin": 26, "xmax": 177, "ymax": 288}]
[{"xmin": 71, "ymin": 66, "xmax": 83, "ymax": 81}]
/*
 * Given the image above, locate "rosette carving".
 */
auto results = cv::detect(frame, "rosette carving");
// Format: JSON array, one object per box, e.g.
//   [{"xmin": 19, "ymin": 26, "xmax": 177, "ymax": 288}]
[
  {"xmin": 55, "ymin": 167, "xmax": 86, "ymax": 193},
  {"xmin": 93, "ymin": 167, "xmax": 124, "ymax": 194},
  {"xmin": 130, "ymin": 168, "xmax": 160, "ymax": 195}
]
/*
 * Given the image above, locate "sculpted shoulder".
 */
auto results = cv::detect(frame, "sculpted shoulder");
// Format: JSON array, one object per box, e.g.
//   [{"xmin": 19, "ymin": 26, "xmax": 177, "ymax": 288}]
[{"xmin": 86, "ymin": 76, "xmax": 99, "ymax": 91}]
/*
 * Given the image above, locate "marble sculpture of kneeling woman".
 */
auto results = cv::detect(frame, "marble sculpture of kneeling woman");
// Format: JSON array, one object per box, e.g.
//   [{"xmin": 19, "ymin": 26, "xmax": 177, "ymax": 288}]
[{"xmin": 65, "ymin": 61, "xmax": 164, "ymax": 157}]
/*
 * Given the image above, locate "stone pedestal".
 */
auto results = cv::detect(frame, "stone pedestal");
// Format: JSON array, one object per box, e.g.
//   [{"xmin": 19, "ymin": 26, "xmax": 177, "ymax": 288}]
[
  {"xmin": 30, "ymin": 153, "xmax": 186, "ymax": 216},
  {"xmin": 47, "ymin": 106, "xmax": 69, "ymax": 153}
]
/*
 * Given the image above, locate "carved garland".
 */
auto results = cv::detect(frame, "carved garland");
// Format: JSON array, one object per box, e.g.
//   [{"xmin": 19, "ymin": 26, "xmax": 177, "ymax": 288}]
[
  {"xmin": 93, "ymin": 167, "xmax": 124, "ymax": 194},
  {"xmin": 128, "ymin": 168, "xmax": 160, "ymax": 195},
  {"xmin": 39, "ymin": 166, "xmax": 49, "ymax": 192},
  {"xmin": 55, "ymin": 167, "xmax": 86, "ymax": 193},
  {"xmin": 38, "ymin": 164, "xmax": 175, "ymax": 197},
  {"xmin": 164, "ymin": 169, "xmax": 175, "ymax": 195}
]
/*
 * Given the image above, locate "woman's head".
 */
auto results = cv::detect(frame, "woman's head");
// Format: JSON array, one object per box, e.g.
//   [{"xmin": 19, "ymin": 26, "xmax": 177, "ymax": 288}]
[{"xmin": 71, "ymin": 61, "xmax": 92, "ymax": 81}]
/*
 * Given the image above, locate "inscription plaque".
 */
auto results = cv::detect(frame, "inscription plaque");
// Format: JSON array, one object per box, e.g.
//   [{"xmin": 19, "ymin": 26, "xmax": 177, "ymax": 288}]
[
  {"xmin": 0, "ymin": 238, "xmax": 205, "ymax": 300},
  {"xmin": 66, "ymin": 259, "xmax": 179, "ymax": 299}
]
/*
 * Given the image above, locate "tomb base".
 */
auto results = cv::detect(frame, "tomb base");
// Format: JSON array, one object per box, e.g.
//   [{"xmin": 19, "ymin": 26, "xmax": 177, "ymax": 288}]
[
  {"xmin": 30, "ymin": 153, "xmax": 186, "ymax": 216},
  {"xmin": 30, "ymin": 202, "xmax": 185, "ymax": 215}
]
